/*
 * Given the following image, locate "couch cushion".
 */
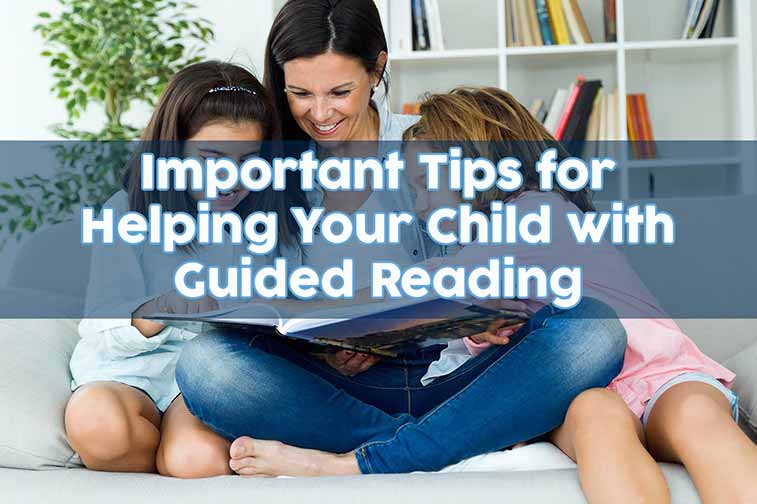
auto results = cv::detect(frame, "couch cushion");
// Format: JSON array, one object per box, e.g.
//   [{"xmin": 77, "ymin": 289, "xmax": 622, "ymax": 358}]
[
  {"xmin": 725, "ymin": 341, "xmax": 757, "ymax": 442},
  {"xmin": 0, "ymin": 317, "xmax": 82, "ymax": 469},
  {"xmin": 0, "ymin": 464, "xmax": 702, "ymax": 504}
]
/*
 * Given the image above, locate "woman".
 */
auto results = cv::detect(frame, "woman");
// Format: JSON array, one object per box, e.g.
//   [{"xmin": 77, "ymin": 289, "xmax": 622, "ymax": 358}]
[{"xmin": 175, "ymin": 0, "xmax": 627, "ymax": 475}]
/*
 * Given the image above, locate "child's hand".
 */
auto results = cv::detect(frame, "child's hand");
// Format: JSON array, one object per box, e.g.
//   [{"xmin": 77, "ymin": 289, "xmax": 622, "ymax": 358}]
[
  {"xmin": 134, "ymin": 290, "xmax": 219, "ymax": 317},
  {"xmin": 469, "ymin": 320, "xmax": 525, "ymax": 345},
  {"xmin": 132, "ymin": 290, "xmax": 219, "ymax": 337}
]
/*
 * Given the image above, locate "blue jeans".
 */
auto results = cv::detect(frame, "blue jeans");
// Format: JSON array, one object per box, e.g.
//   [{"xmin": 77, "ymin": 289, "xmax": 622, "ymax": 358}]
[{"xmin": 176, "ymin": 298, "xmax": 626, "ymax": 474}]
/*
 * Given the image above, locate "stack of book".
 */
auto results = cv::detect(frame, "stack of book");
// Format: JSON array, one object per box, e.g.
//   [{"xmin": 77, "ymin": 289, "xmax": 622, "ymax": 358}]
[
  {"xmin": 682, "ymin": 0, "xmax": 721, "ymax": 39},
  {"xmin": 506, "ymin": 0, "xmax": 617, "ymax": 47},
  {"xmin": 529, "ymin": 76, "xmax": 624, "ymax": 159},
  {"xmin": 529, "ymin": 75, "xmax": 607, "ymax": 141},
  {"xmin": 531, "ymin": 85, "xmax": 656, "ymax": 159},
  {"xmin": 389, "ymin": 0, "xmax": 445, "ymax": 53},
  {"xmin": 626, "ymin": 94, "xmax": 656, "ymax": 159}
]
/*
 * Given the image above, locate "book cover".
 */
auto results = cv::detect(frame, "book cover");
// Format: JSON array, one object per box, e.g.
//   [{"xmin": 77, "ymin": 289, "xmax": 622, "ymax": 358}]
[
  {"xmin": 525, "ymin": 0, "xmax": 544, "ymax": 46},
  {"xmin": 536, "ymin": 100, "xmax": 549, "ymax": 123},
  {"xmin": 389, "ymin": 0, "xmax": 413, "ymax": 52},
  {"xmin": 554, "ymin": 75, "xmax": 585, "ymax": 140},
  {"xmin": 546, "ymin": 0, "xmax": 570, "ymax": 45},
  {"xmin": 535, "ymin": 0, "xmax": 555, "ymax": 45},
  {"xmin": 637, "ymin": 94, "xmax": 657, "ymax": 159},
  {"xmin": 610, "ymin": 88, "xmax": 620, "ymax": 142},
  {"xmin": 506, "ymin": 0, "xmax": 515, "ymax": 46},
  {"xmin": 691, "ymin": 0, "xmax": 716, "ymax": 39},
  {"xmin": 561, "ymin": 0, "xmax": 585, "ymax": 44},
  {"xmin": 402, "ymin": 102, "xmax": 421, "ymax": 114},
  {"xmin": 544, "ymin": 88, "xmax": 569, "ymax": 134},
  {"xmin": 154, "ymin": 297, "xmax": 528, "ymax": 356},
  {"xmin": 529, "ymin": 98, "xmax": 545, "ymax": 118},
  {"xmin": 412, "ymin": 0, "xmax": 429, "ymax": 50},
  {"xmin": 569, "ymin": 0, "xmax": 593, "ymax": 43},
  {"xmin": 515, "ymin": 0, "xmax": 534, "ymax": 47},
  {"xmin": 517, "ymin": 0, "xmax": 536, "ymax": 46},
  {"xmin": 626, "ymin": 94, "xmax": 640, "ymax": 159},
  {"xmin": 598, "ymin": 93, "xmax": 608, "ymax": 157},
  {"xmin": 583, "ymin": 88, "xmax": 603, "ymax": 158},
  {"xmin": 682, "ymin": 0, "xmax": 705, "ymax": 39},
  {"xmin": 562, "ymin": 80, "xmax": 602, "ymax": 142},
  {"xmin": 511, "ymin": 0, "xmax": 522, "ymax": 46},
  {"xmin": 424, "ymin": 0, "xmax": 446, "ymax": 51},
  {"xmin": 603, "ymin": 0, "xmax": 616, "ymax": 42},
  {"xmin": 700, "ymin": 0, "xmax": 720, "ymax": 38}
]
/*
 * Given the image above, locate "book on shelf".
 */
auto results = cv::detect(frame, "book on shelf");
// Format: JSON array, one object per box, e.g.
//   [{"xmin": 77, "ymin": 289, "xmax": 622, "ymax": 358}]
[
  {"xmin": 535, "ymin": 0, "xmax": 555, "ymax": 45},
  {"xmin": 528, "ymin": 98, "xmax": 547, "ymax": 121},
  {"xmin": 627, "ymin": 94, "xmax": 657, "ymax": 159},
  {"xmin": 583, "ymin": 88, "xmax": 603, "ymax": 158},
  {"xmin": 544, "ymin": 88, "xmax": 569, "ymax": 134},
  {"xmin": 546, "ymin": 0, "xmax": 571, "ymax": 45},
  {"xmin": 505, "ymin": 0, "xmax": 516, "ymax": 47},
  {"xmin": 603, "ymin": 0, "xmax": 617, "ymax": 42},
  {"xmin": 637, "ymin": 95, "xmax": 656, "ymax": 159},
  {"xmin": 411, "ymin": 0, "xmax": 430, "ymax": 51},
  {"xmin": 562, "ymin": 80, "xmax": 602, "ymax": 142},
  {"xmin": 525, "ymin": 0, "xmax": 544, "ymax": 46},
  {"xmin": 152, "ymin": 297, "xmax": 528, "ymax": 357},
  {"xmin": 562, "ymin": 0, "xmax": 593, "ymax": 44},
  {"xmin": 517, "ymin": 0, "xmax": 536, "ymax": 46},
  {"xmin": 554, "ymin": 74, "xmax": 585, "ymax": 140},
  {"xmin": 423, "ymin": 0, "xmax": 445, "ymax": 51},
  {"xmin": 402, "ymin": 102, "xmax": 421, "ymax": 115},
  {"xmin": 700, "ymin": 0, "xmax": 720, "ymax": 38},
  {"xmin": 682, "ymin": 0, "xmax": 721, "ymax": 39}
]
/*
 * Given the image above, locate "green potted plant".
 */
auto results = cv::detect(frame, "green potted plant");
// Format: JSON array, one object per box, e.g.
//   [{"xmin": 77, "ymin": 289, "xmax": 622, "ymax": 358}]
[{"xmin": 0, "ymin": 0, "xmax": 214, "ymax": 247}]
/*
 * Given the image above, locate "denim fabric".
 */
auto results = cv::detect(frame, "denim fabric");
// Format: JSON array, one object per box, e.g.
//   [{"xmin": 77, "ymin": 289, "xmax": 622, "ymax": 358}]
[{"xmin": 176, "ymin": 297, "xmax": 626, "ymax": 473}]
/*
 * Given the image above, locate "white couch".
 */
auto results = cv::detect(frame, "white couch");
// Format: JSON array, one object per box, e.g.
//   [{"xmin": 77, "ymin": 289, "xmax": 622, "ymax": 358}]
[{"xmin": 1, "ymin": 196, "xmax": 756, "ymax": 504}]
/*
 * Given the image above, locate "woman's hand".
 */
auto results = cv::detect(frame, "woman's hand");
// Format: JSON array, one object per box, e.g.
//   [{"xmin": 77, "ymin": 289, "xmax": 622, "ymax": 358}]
[
  {"xmin": 469, "ymin": 320, "xmax": 525, "ymax": 346},
  {"xmin": 322, "ymin": 350, "xmax": 381, "ymax": 377}
]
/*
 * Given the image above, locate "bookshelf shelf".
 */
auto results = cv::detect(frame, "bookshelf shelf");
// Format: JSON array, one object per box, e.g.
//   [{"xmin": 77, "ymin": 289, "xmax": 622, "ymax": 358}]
[
  {"xmin": 375, "ymin": 0, "xmax": 755, "ymax": 199},
  {"xmin": 624, "ymin": 37, "xmax": 739, "ymax": 51},
  {"xmin": 505, "ymin": 42, "xmax": 618, "ymax": 56},
  {"xmin": 390, "ymin": 48, "xmax": 500, "ymax": 61},
  {"xmin": 625, "ymin": 156, "xmax": 742, "ymax": 170}
]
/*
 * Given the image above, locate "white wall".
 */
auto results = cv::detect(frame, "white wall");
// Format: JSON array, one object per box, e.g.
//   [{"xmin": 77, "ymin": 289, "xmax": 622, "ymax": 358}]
[{"xmin": 0, "ymin": 0, "xmax": 274, "ymax": 140}]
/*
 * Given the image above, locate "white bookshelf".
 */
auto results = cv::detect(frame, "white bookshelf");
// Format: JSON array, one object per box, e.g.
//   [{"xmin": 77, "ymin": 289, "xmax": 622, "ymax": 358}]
[{"xmin": 375, "ymin": 0, "xmax": 756, "ymax": 200}]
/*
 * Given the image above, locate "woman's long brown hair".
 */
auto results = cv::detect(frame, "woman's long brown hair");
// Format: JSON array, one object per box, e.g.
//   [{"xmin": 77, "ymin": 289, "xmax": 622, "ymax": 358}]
[{"xmin": 404, "ymin": 86, "xmax": 594, "ymax": 212}]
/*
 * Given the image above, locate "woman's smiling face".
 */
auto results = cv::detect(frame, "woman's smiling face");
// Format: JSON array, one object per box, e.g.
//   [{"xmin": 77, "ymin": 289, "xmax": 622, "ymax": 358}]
[{"xmin": 283, "ymin": 51, "xmax": 384, "ymax": 143}]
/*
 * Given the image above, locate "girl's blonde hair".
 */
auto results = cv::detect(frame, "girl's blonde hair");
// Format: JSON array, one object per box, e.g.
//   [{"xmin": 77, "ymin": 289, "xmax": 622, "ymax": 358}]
[{"xmin": 404, "ymin": 86, "xmax": 594, "ymax": 212}]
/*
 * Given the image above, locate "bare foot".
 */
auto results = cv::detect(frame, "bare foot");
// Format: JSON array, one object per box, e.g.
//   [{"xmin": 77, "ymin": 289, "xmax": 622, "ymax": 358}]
[{"xmin": 229, "ymin": 437, "xmax": 360, "ymax": 477}]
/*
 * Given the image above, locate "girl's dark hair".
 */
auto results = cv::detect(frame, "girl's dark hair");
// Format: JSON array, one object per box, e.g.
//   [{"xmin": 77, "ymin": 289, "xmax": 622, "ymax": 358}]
[
  {"xmin": 123, "ymin": 60, "xmax": 307, "ymax": 249},
  {"xmin": 265, "ymin": 0, "xmax": 389, "ymax": 140}
]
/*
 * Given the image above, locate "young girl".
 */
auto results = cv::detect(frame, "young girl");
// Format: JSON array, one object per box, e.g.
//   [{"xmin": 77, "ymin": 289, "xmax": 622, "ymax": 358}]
[
  {"xmin": 400, "ymin": 87, "xmax": 757, "ymax": 503},
  {"xmin": 65, "ymin": 61, "xmax": 304, "ymax": 478}
]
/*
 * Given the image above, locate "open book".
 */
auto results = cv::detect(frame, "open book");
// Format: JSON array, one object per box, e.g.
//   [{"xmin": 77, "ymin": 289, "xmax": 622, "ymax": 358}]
[{"xmin": 152, "ymin": 297, "xmax": 528, "ymax": 356}]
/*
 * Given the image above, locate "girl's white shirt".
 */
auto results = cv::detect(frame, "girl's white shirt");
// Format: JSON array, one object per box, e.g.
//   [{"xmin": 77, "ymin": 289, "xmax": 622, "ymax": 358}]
[{"xmin": 71, "ymin": 190, "xmax": 244, "ymax": 411}]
